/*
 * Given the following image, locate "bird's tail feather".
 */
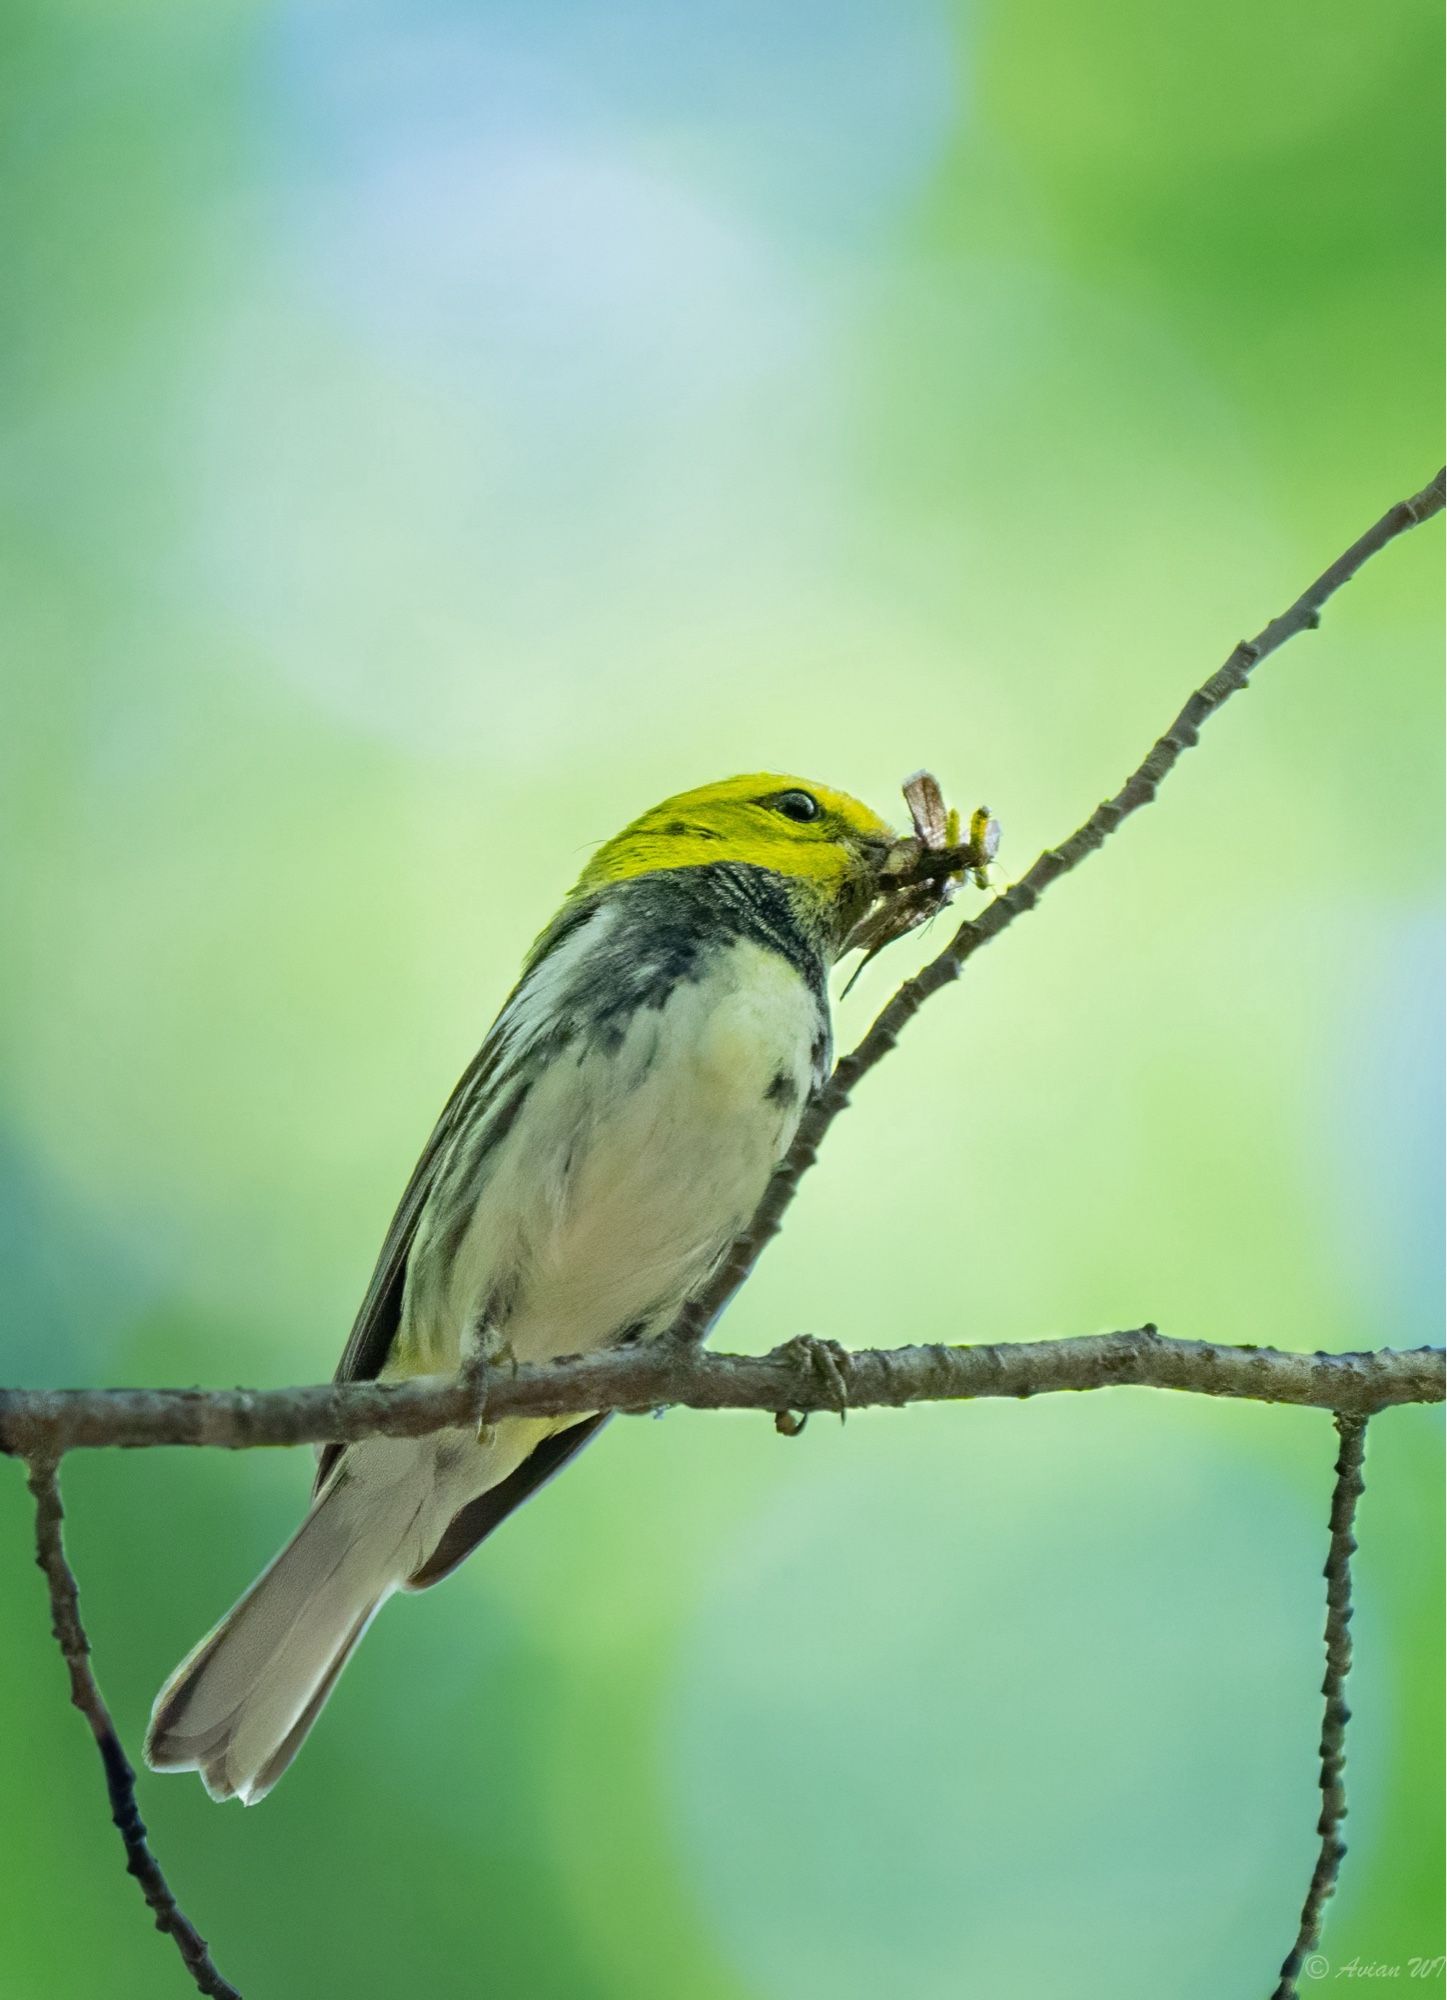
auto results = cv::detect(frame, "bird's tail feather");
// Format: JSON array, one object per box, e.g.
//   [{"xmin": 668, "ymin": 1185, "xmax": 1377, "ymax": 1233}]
[{"xmin": 145, "ymin": 1449, "xmax": 434, "ymax": 1804}]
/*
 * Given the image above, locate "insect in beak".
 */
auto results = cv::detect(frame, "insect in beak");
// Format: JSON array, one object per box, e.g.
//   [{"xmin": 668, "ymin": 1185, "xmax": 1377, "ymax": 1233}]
[{"xmin": 840, "ymin": 771, "xmax": 1000, "ymax": 993}]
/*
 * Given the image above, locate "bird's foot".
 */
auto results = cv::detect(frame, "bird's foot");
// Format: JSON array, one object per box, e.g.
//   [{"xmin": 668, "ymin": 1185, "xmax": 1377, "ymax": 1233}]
[
  {"xmin": 462, "ymin": 1320, "xmax": 518, "ymax": 1444},
  {"xmin": 776, "ymin": 1333, "xmax": 853, "ymax": 1430}
]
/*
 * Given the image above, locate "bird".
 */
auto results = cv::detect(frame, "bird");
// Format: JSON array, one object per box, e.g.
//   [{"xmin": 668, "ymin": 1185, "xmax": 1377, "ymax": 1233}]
[{"xmin": 144, "ymin": 772, "xmax": 901, "ymax": 1803}]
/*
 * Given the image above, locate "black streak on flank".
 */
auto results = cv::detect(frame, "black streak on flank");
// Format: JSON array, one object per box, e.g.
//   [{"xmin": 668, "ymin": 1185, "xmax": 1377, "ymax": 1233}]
[
  {"xmin": 480, "ymin": 1270, "xmax": 522, "ymax": 1335},
  {"xmin": 592, "ymin": 1019, "xmax": 629, "ymax": 1058},
  {"xmin": 429, "ymin": 1077, "xmax": 534, "ymax": 1273},
  {"xmin": 765, "ymin": 1069, "xmax": 797, "ymax": 1109},
  {"xmin": 808, "ymin": 1026, "xmax": 831, "ymax": 1088}
]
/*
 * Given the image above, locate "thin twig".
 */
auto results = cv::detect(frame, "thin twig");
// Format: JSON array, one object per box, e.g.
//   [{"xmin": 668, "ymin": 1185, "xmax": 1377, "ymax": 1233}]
[
  {"xmin": 3, "ymin": 468, "xmax": 1439, "ymax": 2000},
  {"xmin": 24, "ymin": 1456, "xmax": 242, "ymax": 1999},
  {"xmin": 671, "ymin": 467, "xmax": 1447, "ymax": 1344},
  {"xmin": 0, "ymin": 473, "xmax": 1437, "ymax": 1467},
  {"xmin": 1, "ymin": 1332, "xmax": 1439, "ymax": 1455},
  {"xmin": 1271, "ymin": 1414, "xmax": 1369, "ymax": 1999}
]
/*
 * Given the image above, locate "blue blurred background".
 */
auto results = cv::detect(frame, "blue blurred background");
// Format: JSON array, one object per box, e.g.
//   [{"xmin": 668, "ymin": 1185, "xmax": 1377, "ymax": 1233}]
[{"xmin": 1, "ymin": 2, "xmax": 1441, "ymax": 1995}]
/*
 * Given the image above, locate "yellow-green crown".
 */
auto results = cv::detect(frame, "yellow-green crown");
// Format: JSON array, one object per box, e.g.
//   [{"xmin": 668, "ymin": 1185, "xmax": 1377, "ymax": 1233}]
[{"xmin": 575, "ymin": 774, "xmax": 895, "ymax": 908}]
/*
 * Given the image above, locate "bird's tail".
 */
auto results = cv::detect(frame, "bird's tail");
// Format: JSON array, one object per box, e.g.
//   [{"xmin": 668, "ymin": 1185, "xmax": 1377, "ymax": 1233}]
[{"xmin": 145, "ymin": 1440, "xmax": 445, "ymax": 1804}]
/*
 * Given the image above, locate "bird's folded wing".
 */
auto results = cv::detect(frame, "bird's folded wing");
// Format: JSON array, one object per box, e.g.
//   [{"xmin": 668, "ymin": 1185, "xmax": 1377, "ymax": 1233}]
[{"xmin": 314, "ymin": 1038, "xmax": 505, "ymax": 1494}]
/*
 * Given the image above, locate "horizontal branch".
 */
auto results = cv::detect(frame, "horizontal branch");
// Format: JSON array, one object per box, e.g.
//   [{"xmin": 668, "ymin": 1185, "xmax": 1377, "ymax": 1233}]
[
  {"xmin": 4, "ymin": 473, "xmax": 1438, "ymax": 1471},
  {"xmin": 2, "ymin": 1333, "xmax": 1440, "ymax": 1455},
  {"xmin": 8, "ymin": 457, "xmax": 1438, "ymax": 2000}
]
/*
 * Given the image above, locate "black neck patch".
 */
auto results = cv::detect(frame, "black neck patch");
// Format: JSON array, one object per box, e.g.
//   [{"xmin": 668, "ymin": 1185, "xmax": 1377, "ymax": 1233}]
[{"xmin": 534, "ymin": 863, "xmax": 831, "ymax": 1052}]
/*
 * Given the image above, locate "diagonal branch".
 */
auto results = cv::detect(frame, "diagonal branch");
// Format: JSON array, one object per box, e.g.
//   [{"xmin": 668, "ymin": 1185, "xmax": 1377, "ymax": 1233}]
[
  {"xmin": 2, "ymin": 466, "xmax": 1439, "ymax": 2000},
  {"xmin": 1271, "ymin": 1414, "xmax": 1369, "ymax": 1999},
  {"xmin": 24, "ymin": 1456, "xmax": 242, "ymax": 1998},
  {"xmin": 672, "ymin": 466, "xmax": 1447, "ymax": 1344},
  {"xmin": 1, "ymin": 1332, "xmax": 1440, "ymax": 1454},
  {"xmin": 0, "ymin": 470, "xmax": 1437, "ymax": 1468}
]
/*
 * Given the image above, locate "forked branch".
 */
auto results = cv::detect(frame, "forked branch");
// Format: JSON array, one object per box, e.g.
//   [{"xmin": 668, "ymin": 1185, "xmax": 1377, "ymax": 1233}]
[{"xmin": 5, "ymin": 466, "xmax": 1443, "ymax": 2000}]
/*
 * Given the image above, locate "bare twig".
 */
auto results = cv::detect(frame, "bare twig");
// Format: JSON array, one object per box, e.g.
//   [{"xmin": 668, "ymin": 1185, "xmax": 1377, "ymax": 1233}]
[
  {"xmin": 24, "ymin": 1456, "xmax": 242, "ymax": 1999},
  {"xmin": 1271, "ymin": 1414, "xmax": 1369, "ymax": 1999},
  {"xmin": 1, "ymin": 1332, "xmax": 1439, "ymax": 1456},
  {"xmin": 3, "ymin": 467, "xmax": 1440, "ymax": 2000},
  {"xmin": 672, "ymin": 466, "xmax": 1447, "ymax": 1344},
  {"xmin": 0, "ymin": 475, "xmax": 1436, "ymax": 1467}
]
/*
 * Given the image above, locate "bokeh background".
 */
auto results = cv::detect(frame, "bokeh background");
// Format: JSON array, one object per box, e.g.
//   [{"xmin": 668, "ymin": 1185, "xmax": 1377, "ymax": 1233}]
[{"xmin": 1, "ymin": 3, "xmax": 1442, "ymax": 1996}]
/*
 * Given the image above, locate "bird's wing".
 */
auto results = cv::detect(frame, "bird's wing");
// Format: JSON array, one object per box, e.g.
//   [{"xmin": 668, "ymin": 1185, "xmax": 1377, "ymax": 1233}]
[
  {"xmin": 313, "ymin": 1040, "xmax": 505, "ymax": 1494},
  {"xmin": 402, "ymin": 1415, "xmax": 612, "ymax": 1589},
  {"xmin": 314, "ymin": 894, "xmax": 609, "ymax": 1495}
]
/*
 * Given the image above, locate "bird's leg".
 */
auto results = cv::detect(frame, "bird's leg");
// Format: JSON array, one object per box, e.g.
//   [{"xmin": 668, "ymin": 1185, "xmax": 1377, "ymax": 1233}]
[
  {"xmin": 462, "ymin": 1316, "xmax": 518, "ymax": 1445},
  {"xmin": 778, "ymin": 1334, "xmax": 853, "ymax": 1424}
]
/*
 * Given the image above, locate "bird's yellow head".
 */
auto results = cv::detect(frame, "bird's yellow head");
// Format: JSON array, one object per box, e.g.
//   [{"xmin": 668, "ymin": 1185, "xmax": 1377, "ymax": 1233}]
[{"xmin": 575, "ymin": 773, "xmax": 899, "ymax": 951}]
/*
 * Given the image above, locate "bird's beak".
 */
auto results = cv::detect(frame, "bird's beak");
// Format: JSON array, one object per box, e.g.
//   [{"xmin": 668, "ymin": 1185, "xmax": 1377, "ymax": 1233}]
[{"xmin": 858, "ymin": 829, "xmax": 907, "ymax": 870}]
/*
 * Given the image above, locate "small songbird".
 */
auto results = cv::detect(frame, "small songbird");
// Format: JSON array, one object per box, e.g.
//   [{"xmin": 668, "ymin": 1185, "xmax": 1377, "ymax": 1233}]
[{"xmin": 145, "ymin": 773, "xmax": 901, "ymax": 1802}]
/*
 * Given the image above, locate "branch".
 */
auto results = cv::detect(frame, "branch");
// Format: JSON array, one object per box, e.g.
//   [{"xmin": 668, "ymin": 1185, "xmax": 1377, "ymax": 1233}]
[
  {"xmin": 671, "ymin": 466, "xmax": 1447, "ymax": 1343},
  {"xmin": 1, "ymin": 1333, "xmax": 1440, "ymax": 1454},
  {"xmin": 1272, "ymin": 1414, "xmax": 1369, "ymax": 1999},
  {"xmin": 24, "ymin": 1456, "xmax": 242, "ymax": 1999},
  {"xmin": 2, "ymin": 468, "xmax": 1437, "ymax": 1463},
  {"xmin": 4, "ymin": 467, "xmax": 1440, "ymax": 2000}
]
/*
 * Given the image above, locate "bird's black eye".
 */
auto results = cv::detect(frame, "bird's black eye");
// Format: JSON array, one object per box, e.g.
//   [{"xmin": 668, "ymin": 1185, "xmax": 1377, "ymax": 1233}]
[{"xmin": 770, "ymin": 790, "xmax": 821, "ymax": 824}]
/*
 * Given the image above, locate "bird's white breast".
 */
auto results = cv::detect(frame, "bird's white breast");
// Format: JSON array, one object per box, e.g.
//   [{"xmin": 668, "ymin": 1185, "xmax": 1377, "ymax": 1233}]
[{"xmin": 406, "ymin": 933, "xmax": 823, "ymax": 1373}]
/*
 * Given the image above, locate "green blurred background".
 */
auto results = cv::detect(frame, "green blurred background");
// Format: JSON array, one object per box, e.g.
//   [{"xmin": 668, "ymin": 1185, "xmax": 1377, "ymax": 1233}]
[{"xmin": 1, "ymin": 2, "xmax": 1441, "ymax": 1995}]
